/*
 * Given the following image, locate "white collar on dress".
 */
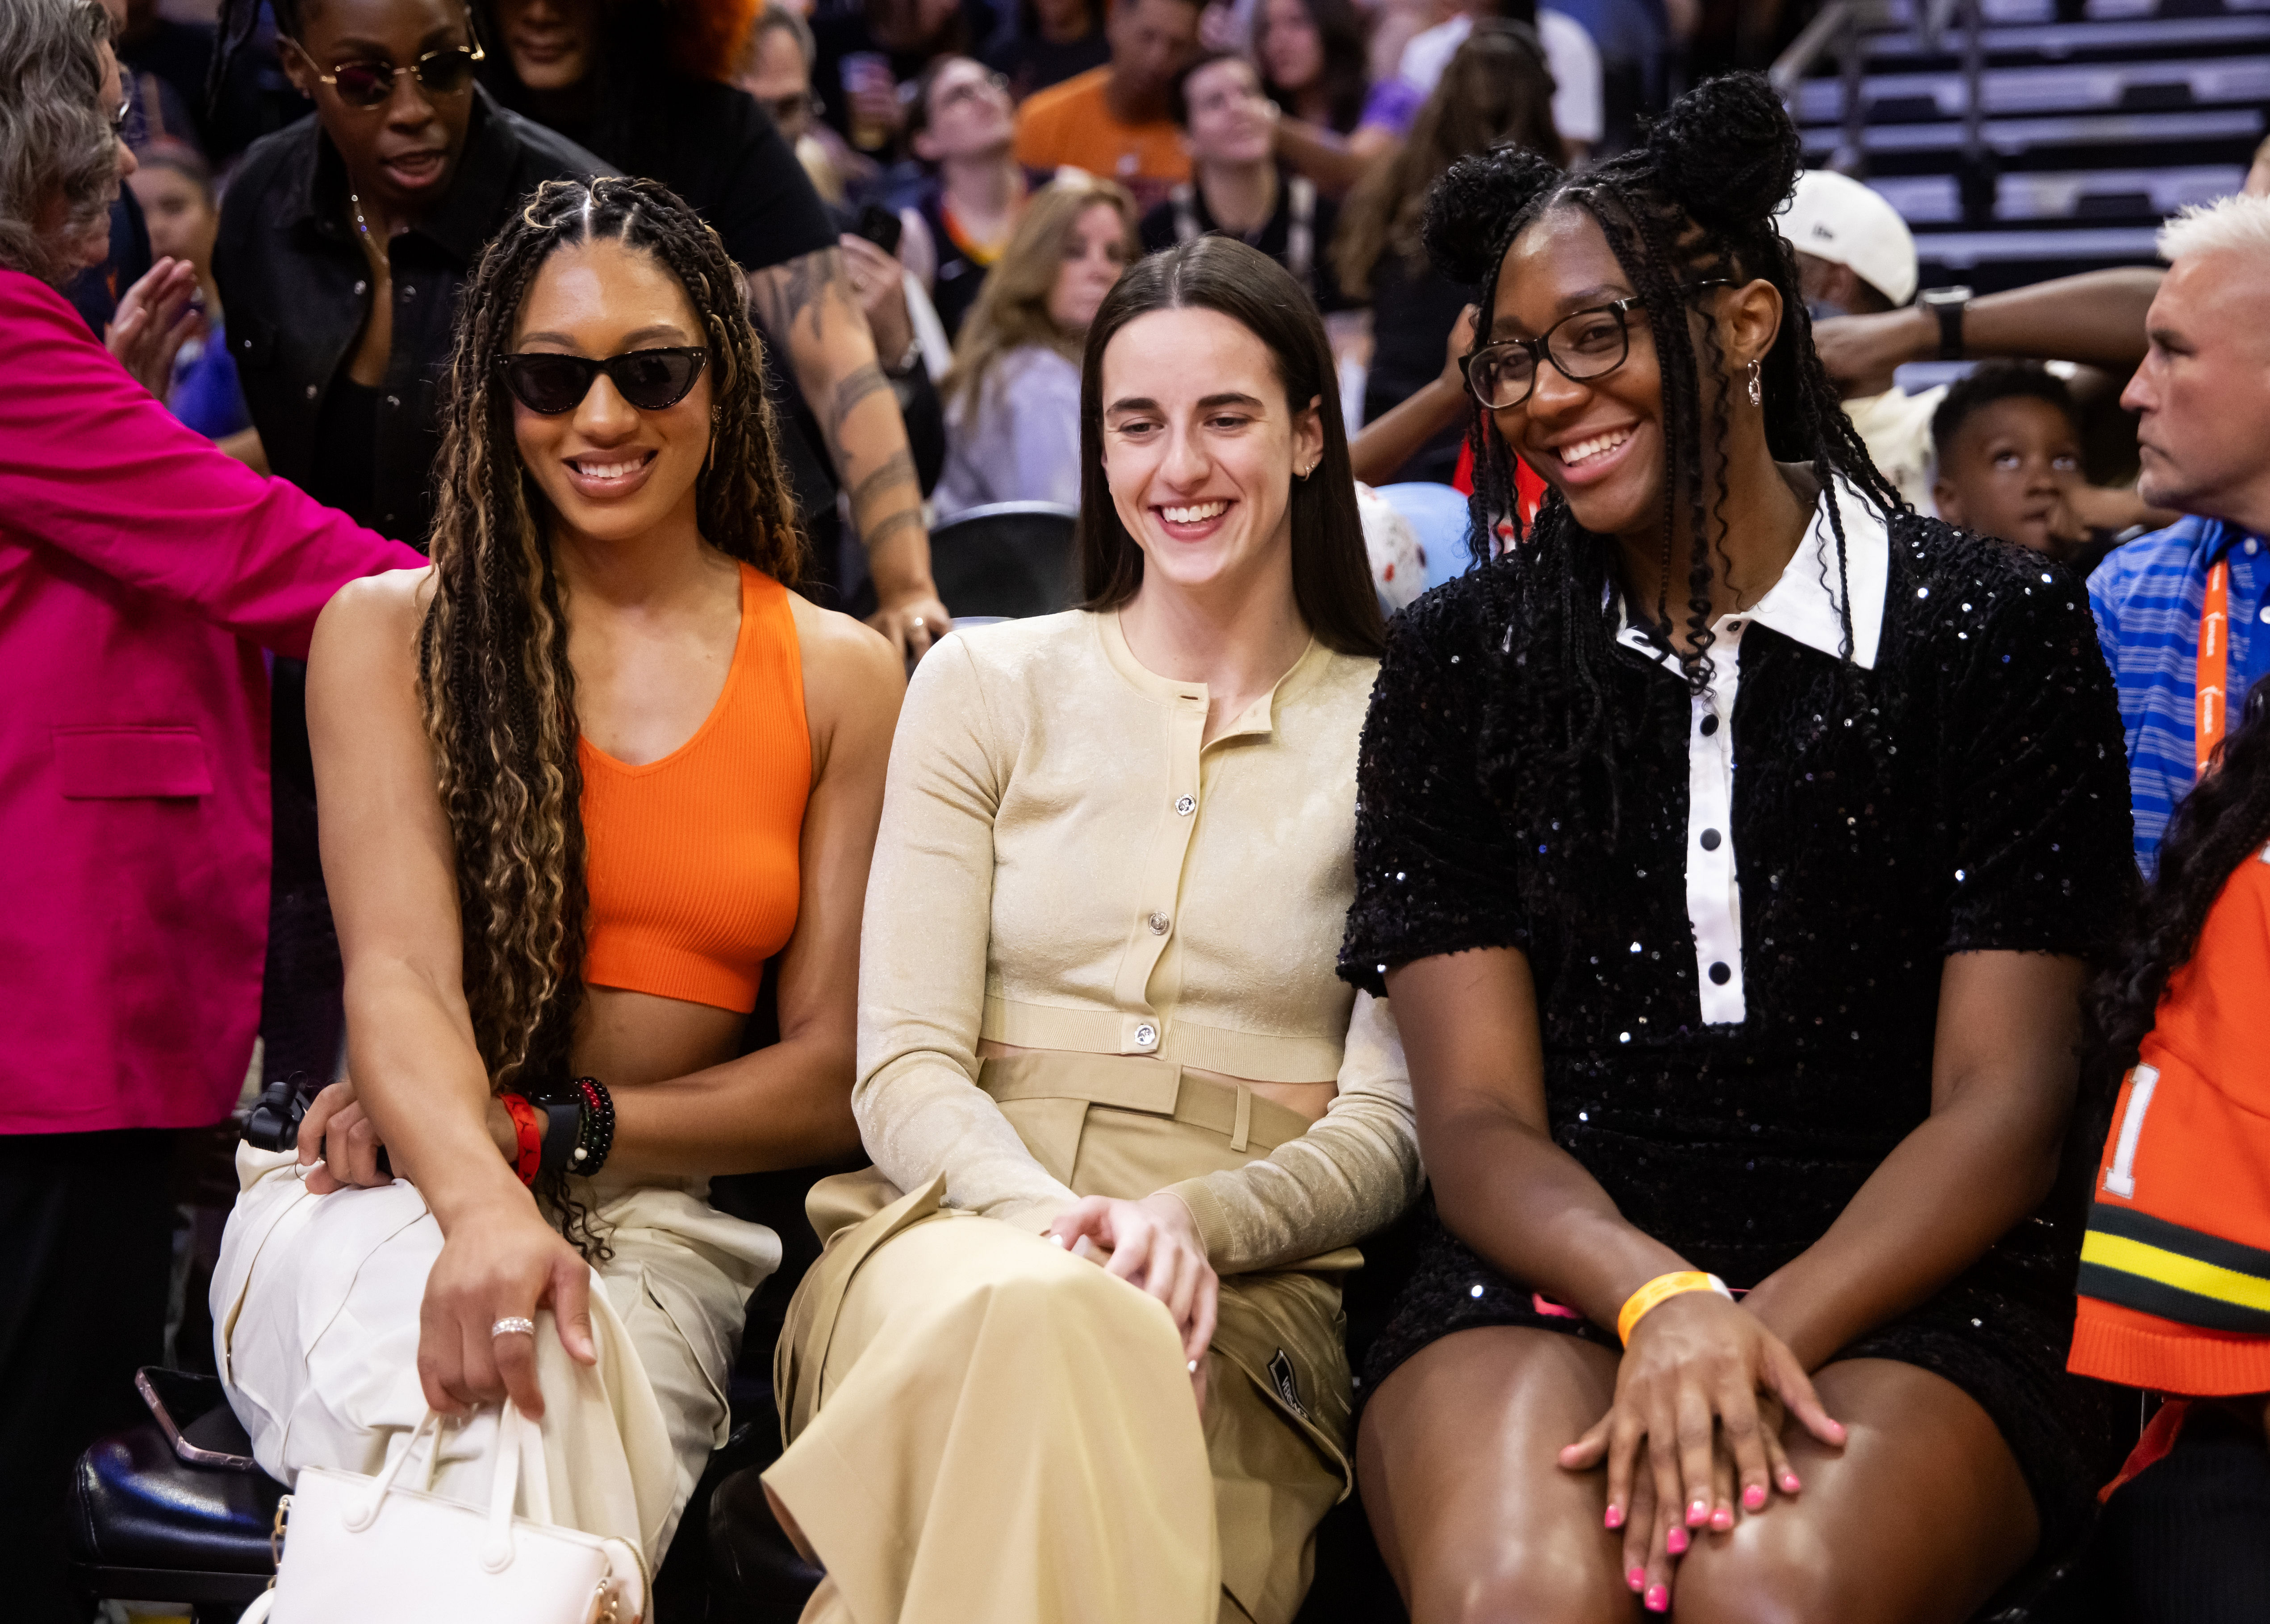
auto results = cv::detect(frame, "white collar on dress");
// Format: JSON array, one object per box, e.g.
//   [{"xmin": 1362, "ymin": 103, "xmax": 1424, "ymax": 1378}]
[{"xmin": 1614, "ymin": 475, "xmax": 1891, "ymax": 672}]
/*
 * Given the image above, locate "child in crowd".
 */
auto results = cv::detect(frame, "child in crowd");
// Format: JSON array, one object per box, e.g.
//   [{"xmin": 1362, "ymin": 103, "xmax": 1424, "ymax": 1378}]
[
  {"xmin": 123, "ymin": 142, "xmax": 255, "ymax": 455},
  {"xmin": 1931, "ymin": 362, "xmax": 2101, "ymax": 571}
]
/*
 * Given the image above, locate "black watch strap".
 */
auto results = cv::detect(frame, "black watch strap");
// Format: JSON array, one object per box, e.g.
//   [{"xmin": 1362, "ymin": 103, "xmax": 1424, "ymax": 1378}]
[
  {"xmin": 536, "ymin": 1096, "xmax": 583, "ymax": 1177},
  {"xmin": 1932, "ymin": 295, "xmax": 1967, "ymax": 361}
]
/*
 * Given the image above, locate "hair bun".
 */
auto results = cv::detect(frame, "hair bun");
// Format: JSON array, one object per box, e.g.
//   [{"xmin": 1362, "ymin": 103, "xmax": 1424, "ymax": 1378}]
[
  {"xmin": 1423, "ymin": 143, "xmax": 1566, "ymax": 286},
  {"xmin": 1643, "ymin": 71, "xmax": 1801, "ymax": 230}
]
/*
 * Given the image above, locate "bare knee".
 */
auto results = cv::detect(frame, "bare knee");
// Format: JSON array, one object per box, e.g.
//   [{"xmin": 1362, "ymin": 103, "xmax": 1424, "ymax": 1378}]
[
  {"xmin": 1404, "ymin": 1538, "xmax": 1628, "ymax": 1624},
  {"xmin": 1672, "ymin": 1522, "xmax": 1844, "ymax": 1624}
]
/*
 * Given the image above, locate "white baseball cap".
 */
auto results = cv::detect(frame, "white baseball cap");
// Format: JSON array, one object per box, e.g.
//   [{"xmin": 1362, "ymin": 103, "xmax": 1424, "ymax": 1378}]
[{"xmin": 1777, "ymin": 169, "xmax": 1919, "ymax": 308}]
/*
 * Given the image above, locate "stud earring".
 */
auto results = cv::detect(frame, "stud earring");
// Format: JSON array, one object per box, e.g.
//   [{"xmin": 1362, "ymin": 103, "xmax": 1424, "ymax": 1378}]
[{"xmin": 1746, "ymin": 360, "xmax": 1763, "ymax": 408}]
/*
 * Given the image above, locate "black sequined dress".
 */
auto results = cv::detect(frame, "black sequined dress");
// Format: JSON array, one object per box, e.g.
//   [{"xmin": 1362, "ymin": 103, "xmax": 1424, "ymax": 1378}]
[{"xmin": 1338, "ymin": 513, "xmax": 2133, "ymax": 1550}]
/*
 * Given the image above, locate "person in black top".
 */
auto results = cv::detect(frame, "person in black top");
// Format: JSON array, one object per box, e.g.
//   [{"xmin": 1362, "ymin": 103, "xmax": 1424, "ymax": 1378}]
[
  {"xmin": 210, "ymin": 0, "xmax": 601, "ymax": 1093},
  {"xmin": 1339, "ymin": 76, "xmax": 2132, "ymax": 1621},
  {"xmin": 213, "ymin": 0, "xmax": 600, "ymax": 543},
  {"xmin": 482, "ymin": 0, "xmax": 952, "ymax": 649},
  {"xmin": 1137, "ymin": 52, "xmax": 1344, "ymax": 313},
  {"xmin": 895, "ymin": 54, "xmax": 1028, "ymax": 343}
]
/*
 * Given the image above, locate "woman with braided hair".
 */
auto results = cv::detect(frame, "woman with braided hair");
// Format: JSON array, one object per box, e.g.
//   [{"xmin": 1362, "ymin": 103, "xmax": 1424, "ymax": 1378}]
[
  {"xmin": 1338, "ymin": 74, "xmax": 2134, "ymax": 1620},
  {"xmin": 211, "ymin": 175, "xmax": 900, "ymax": 1591}
]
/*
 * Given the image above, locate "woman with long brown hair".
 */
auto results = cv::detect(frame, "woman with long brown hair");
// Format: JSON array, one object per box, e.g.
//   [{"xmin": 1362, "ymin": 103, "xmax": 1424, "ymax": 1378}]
[
  {"xmin": 933, "ymin": 171, "xmax": 1136, "ymax": 516},
  {"xmin": 761, "ymin": 237, "xmax": 1421, "ymax": 1624},
  {"xmin": 1334, "ymin": 19, "xmax": 1562, "ymax": 484},
  {"xmin": 210, "ymin": 175, "xmax": 899, "ymax": 1597}
]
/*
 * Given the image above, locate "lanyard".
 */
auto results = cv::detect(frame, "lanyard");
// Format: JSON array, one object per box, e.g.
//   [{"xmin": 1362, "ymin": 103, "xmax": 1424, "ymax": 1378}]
[{"xmin": 2197, "ymin": 558, "xmax": 2230, "ymax": 777}]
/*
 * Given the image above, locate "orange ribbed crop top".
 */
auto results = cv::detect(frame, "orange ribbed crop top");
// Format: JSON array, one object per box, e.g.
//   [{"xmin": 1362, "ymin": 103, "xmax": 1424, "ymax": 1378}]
[{"xmin": 578, "ymin": 564, "xmax": 809, "ymax": 1014}]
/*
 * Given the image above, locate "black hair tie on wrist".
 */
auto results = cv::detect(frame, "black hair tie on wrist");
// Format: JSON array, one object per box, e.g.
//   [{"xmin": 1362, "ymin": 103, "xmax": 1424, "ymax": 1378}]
[{"xmin": 569, "ymin": 1076, "xmax": 615, "ymax": 1177}]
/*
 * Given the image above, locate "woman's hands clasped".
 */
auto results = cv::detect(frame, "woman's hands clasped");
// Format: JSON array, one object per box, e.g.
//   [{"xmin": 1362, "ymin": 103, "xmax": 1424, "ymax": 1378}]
[
  {"xmin": 1559, "ymin": 1290, "xmax": 1848, "ymax": 1607},
  {"xmin": 1047, "ymin": 1193, "xmax": 1220, "ymax": 1407},
  {"xmin": 293, "ymin": 1078, "xmax": 597, "ymax": 1419}
]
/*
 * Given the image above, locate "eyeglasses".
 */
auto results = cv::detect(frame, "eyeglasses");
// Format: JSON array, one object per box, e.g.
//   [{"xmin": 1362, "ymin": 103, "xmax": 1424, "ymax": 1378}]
[
  {"xmin": 109, "ymin": 98, "xmax": 133, "ymax": 140},
  {"xmin": 935, "ymin": 70, "xmax": 1009, "ymax": 113},
  {"xmin": 498, "ymin": 347, "xmax": 710, "ymax": 414},
  {"xmin": 292, "ymin": 40, "xmax": 485, "ymax": 110},
  {"xmin": 1461, "ymin": 281, "xmax": 1729, "ymax": 410},
  {"xmin": 761, "ymin": 89, "xmax": 821, "ymax": 127}
]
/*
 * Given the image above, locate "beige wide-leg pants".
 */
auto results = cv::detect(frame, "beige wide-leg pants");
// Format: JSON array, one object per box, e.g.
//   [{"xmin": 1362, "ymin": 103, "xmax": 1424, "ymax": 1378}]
[{"xmin": 766, "ymin": 1054, "xmax": 1356, "ymax": 1624}]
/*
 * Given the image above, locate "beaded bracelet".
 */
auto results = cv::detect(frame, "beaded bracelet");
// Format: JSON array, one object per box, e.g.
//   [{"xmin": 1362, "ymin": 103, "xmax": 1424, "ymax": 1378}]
[
  {"xmin": 1615, "ymin": 1270, "xmax": 1732, "ymax": 1347},
  {"xmin": 568, "ymin": 1076, "xmax": 615, "ymax": 1177}
]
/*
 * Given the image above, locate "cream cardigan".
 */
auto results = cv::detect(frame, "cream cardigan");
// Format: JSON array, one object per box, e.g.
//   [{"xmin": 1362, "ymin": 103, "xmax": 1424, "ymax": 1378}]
[{"xmin": 854, "ymin": 609, "xmax": 1422, "ymax": 1273}]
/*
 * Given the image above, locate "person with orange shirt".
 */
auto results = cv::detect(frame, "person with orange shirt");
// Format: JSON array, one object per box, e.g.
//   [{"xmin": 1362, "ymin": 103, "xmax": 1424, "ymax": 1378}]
[
  {"xmin": 2071, "ymin": 678, "xmax": 2270, "ymax": 1622},
  {"xmin": 1012, "ymin": 0, "xmax": 1198, "ymax": 213}
]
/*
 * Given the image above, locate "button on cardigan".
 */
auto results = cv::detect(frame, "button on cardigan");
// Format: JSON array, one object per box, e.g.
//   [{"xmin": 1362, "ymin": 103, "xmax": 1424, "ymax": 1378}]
[{"xmin": 855, "ymin": 610, "xmax": 1421, "ymax": 1273}]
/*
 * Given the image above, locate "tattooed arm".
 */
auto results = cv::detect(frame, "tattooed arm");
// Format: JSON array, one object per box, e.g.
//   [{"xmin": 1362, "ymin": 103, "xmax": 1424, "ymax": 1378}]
[{"xmin": 749, "ymin": 246, "xmax": 950, "ymax": 659}]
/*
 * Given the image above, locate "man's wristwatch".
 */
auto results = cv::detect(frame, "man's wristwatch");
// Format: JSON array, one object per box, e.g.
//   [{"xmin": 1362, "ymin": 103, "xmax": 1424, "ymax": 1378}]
[{"xmin": 1919, "ymin": 285, "xmax": 1973, "ymax": 361}]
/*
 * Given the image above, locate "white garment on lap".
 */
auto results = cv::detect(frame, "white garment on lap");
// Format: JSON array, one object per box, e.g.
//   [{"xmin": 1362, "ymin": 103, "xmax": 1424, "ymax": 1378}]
[{"xmin": 212, "ymin": 1146, "xmax": 779, "ymax": 1565}]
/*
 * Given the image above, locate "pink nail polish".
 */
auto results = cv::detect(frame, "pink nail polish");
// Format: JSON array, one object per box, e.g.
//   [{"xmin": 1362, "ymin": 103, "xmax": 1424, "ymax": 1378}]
[
  {"xmin": 1781, "ymin": 1472, "xmax": 1803, "ymax": 1493},
  {"xmin": 1627, "ymin": 1566, "xmax": 1646, "ymax": 1591},
  {"xmin": 1604, "ymin": 1505, "xmax": 1624, "ymax": 1530},
  {"xmin": 1686, "ymin": 1498, "xmax": 1708, "ymax": 1527},
  {"xmin": 1645, "ymin": 1584, "xmax": 1670, "ymax": 1613},
  {"xmin": 1710, "ymin": 1507, "xmax": 1733, "ymax": 1531},
  {"xmin": 1665, "ymin": 1527, "xmax": 1689, "ymax": 1556},
  {"xmin": 1743, "ymin": 1483, "xmax": 1768, "ymax": 1511}
]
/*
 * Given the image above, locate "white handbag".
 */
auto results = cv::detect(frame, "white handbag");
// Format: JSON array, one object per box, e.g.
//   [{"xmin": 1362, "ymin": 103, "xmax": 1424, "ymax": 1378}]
[{"xmin": 242, "ymin": 1402, "xmax": 648, "ymax": 1624}]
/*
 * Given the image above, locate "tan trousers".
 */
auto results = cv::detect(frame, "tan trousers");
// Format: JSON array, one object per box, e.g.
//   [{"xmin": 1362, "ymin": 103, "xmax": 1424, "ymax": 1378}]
[{"xmin": 766, "ymin": 1055, "xmax": 1354, "ymax": 1624}]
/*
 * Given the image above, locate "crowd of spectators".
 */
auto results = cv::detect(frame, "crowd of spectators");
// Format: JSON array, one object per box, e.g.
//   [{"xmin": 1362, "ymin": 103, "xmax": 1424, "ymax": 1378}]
[{"xmin": 22, "ymin": 0, "xmax": 2270, "ymax": 1617}]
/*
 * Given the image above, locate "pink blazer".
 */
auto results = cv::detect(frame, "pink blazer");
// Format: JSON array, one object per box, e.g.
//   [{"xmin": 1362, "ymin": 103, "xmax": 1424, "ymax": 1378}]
[{"xmin": 0, "ymin": 269, "xmax": 423, "ymax": 1134}]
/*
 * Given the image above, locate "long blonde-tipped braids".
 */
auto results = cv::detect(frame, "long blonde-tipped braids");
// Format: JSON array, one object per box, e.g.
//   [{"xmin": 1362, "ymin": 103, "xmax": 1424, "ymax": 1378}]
[{"xmin": 417, "ymin": 177, "xmax": 806, "ymax": 1248}]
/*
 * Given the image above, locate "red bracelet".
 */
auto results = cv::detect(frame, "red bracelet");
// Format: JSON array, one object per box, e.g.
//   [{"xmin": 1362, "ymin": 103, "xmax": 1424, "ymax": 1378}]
[{"xmin": 501, "ymin": 1093, "xmax": 542, "ymax": 1187}]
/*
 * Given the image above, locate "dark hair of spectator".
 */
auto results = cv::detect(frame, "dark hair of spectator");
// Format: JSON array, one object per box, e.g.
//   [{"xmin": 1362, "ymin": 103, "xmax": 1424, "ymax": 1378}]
[
  {"xmin": 2096, "ymin": 674, "xmax": 2270, "ymax": 1078},
  {"xmin": 1252, "ymin": 0, "xmax": 1367, "ymax": 135},
  {"xmin": 417, "ymin": 175, "xmax": 803, "ymax": 1250},
  {"xmin": 1929, "ymin": 360, "xmax": 2079, "ymax": 463},
  {"xmin": 136, "ymin": 139, "xmax": 216, "ymax": 203},
  {"xmin": 1076, "ymin": 236, "xmax": 1384, "ymax": 657},
  {"xmin": 906, "ymin": 53, "xmax": 988, "ymax": 149},
  {"xmin": 1333, "ymin": 20, "xmax": 1562, "ymax": 300},
  {"xmin": 1422, "ymin": 72, "xmax": 1899, "ymax": 856},
  {"xmin": 0, "ymin": 0, "xmax": 116, "ymax": 287},
  {"xmin": 1167, "ymin": 50, "xmax": 1250, "ymax": 129}
]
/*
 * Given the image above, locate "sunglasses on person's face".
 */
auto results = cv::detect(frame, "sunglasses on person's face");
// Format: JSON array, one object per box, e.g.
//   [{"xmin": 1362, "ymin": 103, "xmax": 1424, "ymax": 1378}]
[
  {"xmin": 498, "ymin": 347, "xmax": 711, "ymax": 414},
  {"xmin": 294, "ymin": 41, "xmax": 485, "ymax": 109}
]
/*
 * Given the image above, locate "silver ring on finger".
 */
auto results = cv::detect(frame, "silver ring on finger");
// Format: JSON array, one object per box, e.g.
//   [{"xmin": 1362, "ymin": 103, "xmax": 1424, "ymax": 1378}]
[{"xmin": 490, "ymin": 1316, "xmax": 537, "ymax": 1339}]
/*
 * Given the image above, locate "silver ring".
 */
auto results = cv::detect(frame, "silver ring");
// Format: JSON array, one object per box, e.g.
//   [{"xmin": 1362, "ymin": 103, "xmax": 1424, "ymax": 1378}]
[
  {"xmin": 911, "ymin": 616, "xmax": 926, "ymax": 629},
  {"xmin": 490, "ymin": 1316, "xmax": 536, "ymax": 1339}
]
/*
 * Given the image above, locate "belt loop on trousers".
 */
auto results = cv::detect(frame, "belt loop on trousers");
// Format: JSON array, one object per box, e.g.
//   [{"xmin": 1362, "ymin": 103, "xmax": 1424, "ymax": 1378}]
[{"xmin": 1231, "ymin": 1085, "xmax": 1252, "ymax": 1153}]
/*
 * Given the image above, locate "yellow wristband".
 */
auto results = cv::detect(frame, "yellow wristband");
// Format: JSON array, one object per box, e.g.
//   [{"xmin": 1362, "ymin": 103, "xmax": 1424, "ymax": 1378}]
[{"xmin": 1616, "ymin": 1271, "xmax": 1732, "ymax": 1346}]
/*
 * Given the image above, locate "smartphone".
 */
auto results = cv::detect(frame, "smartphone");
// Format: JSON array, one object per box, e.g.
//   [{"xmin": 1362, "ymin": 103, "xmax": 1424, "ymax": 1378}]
[
  {"xmin": 138, "ymin": 1366, "xmax": 261, "ymax": 1471},
  {"xmin": 853, "ymin": 201, "xmax": 903, "ymax": 259}
]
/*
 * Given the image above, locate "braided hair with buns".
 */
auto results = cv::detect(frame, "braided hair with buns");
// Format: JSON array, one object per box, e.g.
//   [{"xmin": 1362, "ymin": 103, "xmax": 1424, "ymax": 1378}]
[
  {"xmin": 1428, "ymin": 72, "xmax": 1902, "ymax": 855},
  {"xmin": 419, "ymin": 176, "xmax": 803, "ymax": 1253}
]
